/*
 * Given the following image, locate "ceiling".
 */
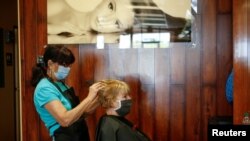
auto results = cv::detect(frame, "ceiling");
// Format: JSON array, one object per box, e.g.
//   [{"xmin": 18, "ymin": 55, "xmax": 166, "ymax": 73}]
[{"xmin": 128, "ymin": 0, "xmax": 192, "ymax": 42}]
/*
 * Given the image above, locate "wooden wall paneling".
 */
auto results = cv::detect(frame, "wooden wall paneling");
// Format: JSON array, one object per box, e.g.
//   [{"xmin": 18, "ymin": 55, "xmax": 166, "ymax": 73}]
[
  {"xmin": 154, "ymin": 49, "xmax": 170, "ymax": 141},
  {"xmin": 37, "ymin": 0, "xmax": 47, "ymax": 48},
  {"xmin": 233, "ymin": 0, "xmax": 249, "ymax": 124},
  {"xmin": 37, "ymin": 0, "xmax": 48, "ymax": 139},
  {"xmin": 122, "ymin": 49, "xmax": 139, "ymax": 76},
  {"xmin": 20, "ymin": 0, "xmax": 44, "ymax": 140},
  {"xmin": 79, "ymin": 45, "xmax": 98, "ymax": 141},
  {"xmin": 138, "ymin": 49, "xmax": 155, "ymax": 85},
  {"xmin": 93, "ymin": 46, "xmax": 109, "ymax": 81},
  {"xmin": 248, "ymin": 0, "xmax": 250, "ymax": 116},
  {"xmin": 140, "ymin": 84, "xmax": 155, "ymax": 140},
  {"xmin": 170, "ymin": 44, "xmax": 186, "ymax": 84},
  {"xmin": 66, "ymin": 46, "xmax": 80, "ymax": 94},
  {"xmin": 185, "ymin": 46, "xmax": 201, "ymax": 141},
  {"xmin": 25, "ymin": 88, "xmax": 41, "ymax": 141},
  {"xmin": 201, "ymin": 1, "xmax": 217, "ymax": 141},
  {"xmin": 79, "ymin": 45, "xmax": 96, "ymax": 87},
  {"xmin": 138, "ymin": 49, "xmax": 155, "ymax": 140},
  {"xmin": 201, "ymin": 87, "xmax": 216, "ymax": 141},
  {"xmin": 170, "ymin": 85, "xmax": 185, "ymax": 141},
  {"xmin": 202, "ymin": 0, "xmax": 217, "ymax": 84},
  {"xmin": 216, "ymin": 15, "xmax": 233, "ymax": 115},
  {"xmin": 108, "ymin": 44, "xmax": 126, "ymax": 78},
  {"xmin": 183, "ymin": 10, "xmax": 202, "ymax": 141},
  {"xmin": 39, "ymin": 121, "xmax": 50, "ymax": 141},
  {"xmin": 201, "ymin": 0, "xmax": 217, "ymax": 139},
  {"xmin": 217, "ymin": 0, "xmax": 232, "ymax": 14},
  {"xmin": 122, "ymin": 48, "xmax": 139, "ymax": 124}
]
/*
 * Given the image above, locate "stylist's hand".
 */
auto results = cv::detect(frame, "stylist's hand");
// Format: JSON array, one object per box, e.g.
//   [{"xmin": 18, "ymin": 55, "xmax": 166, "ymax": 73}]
[{"xmin": 87, "ymin": 82, "xmax": 105, "ymax": 100}]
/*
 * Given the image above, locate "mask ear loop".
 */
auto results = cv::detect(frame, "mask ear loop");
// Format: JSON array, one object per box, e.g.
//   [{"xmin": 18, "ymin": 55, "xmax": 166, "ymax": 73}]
[{"xmin": 114, "ymin": 100, "xmax": 121, "ymax": 110}]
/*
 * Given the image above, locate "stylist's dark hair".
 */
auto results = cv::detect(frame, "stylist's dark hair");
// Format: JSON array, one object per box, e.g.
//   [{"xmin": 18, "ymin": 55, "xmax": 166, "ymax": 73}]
[{"xmin": 31, "ymin": 45, "xmax": 75, "ymax": 87}]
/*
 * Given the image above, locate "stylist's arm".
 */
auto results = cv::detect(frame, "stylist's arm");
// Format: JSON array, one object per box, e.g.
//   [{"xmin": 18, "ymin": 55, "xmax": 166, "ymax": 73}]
[
  {"xmin": 32, "ymin": 45, "xmax": 104, "ymax": 141},
  {"xmin": 45, "ymin": 82, "xmax": 104, "ymax": 127}
]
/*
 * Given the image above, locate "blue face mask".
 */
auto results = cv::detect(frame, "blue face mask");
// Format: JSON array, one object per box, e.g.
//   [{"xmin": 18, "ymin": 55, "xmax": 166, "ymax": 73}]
[{"xmin": 54, "ymin": 65, "xmax": 70, "ymax": 80}]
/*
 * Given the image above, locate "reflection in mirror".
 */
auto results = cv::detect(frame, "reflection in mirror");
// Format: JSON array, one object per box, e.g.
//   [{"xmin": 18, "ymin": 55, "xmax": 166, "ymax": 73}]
[
  {"xmin": 47, "ymin": 0, "xmax": 193, "ymax": 45},
  {"xmin": 96, "ymin": 35, "xmax": 105, "ymax": 49},
  {"xmin": 192, "ymin": 0, "xmax": 198, "ymax": 14}
]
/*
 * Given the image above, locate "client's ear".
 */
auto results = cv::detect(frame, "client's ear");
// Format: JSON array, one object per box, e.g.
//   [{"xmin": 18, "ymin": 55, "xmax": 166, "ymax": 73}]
[{"xmin": 112, "ymin": 100, "xmax": 120, "ymax": 109}]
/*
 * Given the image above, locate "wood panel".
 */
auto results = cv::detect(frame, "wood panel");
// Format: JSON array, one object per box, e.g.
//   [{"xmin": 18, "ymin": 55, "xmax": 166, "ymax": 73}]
[
  {"xmin": 155, "ymin": 49, "xmax": 170, "ymax": 141},
  {"xmin": 185, "ymin": 43, "xmax": 201, "ymax": 141},
  {"xmin": 138, "ymin": 49, "xmax": 155, "ymax": 140},
  {"xmin": 19, "ymin": 0, "xmax": 234, "ymax": 141},
  {"xmin": 233, "ymin": 0, "xmax": 250, "ymax": 124},
  {"xmin": 218, "ymin": 0, "xmax": 232, "ymax": 14},
  {"xmin": 216, "ymin": 15, "xmax": 233, "ymax": 115},
  {"xmin": 20, "ymin": 0, "xmax": 43, "ymax": 140},
  {"xmin": 201, "ymin": 87, "xmax": 216, "ymax": 141},
  {"xmin": 170, "ymin": 85, "xmax": 185, "ymax": 141},
  {"xmin": 202, "ymin": 0, "xmax": 217, "ymax": 84},
  {"xmin": 170, "ymin": 44, "xmax": 186, "ymax": 84}
]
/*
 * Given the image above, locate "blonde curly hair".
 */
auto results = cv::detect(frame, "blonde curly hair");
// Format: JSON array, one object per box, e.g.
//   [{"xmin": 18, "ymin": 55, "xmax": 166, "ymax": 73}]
[{"xmin": 98, "ymin": 79, "xmax": 130, "ymax": 108}]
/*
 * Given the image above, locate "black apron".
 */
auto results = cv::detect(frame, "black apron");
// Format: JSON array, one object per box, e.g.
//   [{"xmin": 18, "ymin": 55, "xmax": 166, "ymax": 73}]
[{"xmin": 50, "ymin": 80, "xmax": 90, "ymax": 141}]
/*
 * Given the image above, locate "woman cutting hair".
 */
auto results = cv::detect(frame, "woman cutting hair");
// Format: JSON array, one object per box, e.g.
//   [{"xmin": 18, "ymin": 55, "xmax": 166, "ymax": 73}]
[{"xmin": 31, "ymin": 45, "xmax": 105, "ymax": 141}]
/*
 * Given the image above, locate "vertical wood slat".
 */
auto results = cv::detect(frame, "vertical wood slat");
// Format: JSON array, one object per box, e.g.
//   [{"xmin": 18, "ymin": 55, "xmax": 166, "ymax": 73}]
[
  {"xmin": 218, "ymin": 0, "xmax": 232, "ymax": 14},
  {"xmin": 66, "ymin": 46, "xmax": 80, "ymax": 94},
  {"xmin": 170, "ymin": 44, "xmax": 186, "ymax": 84},
  {"xmin": 109, "ymin": 44, "xmax": 126, "ymax": 78},
  {"xmin": 185, "ymin": 47, "xmax": 201, "ymax": 141},
  {"xmin": 233, "ymin": 0, "xmax": 249, "ymax": 124},
  {"xmin": 37, "ymin": 0, "xmax": 48, "ymax": 139},
  {"xmin": 20, "ymin": 0, "xmax": 43, "ymax": 140},
  {"xmin": 216, "ymin": 15, "xmax": 233, "ymax": 116},
  {"xmin": 154, "ymin": 49, "xmax": 170, "ymax": 141},
  {"xmin": 200, "ymin": 1, "xmax": 218, "ymax": 141},
  {"xmin": 170, "ymin": 86, "xmax": 185, "ymax": 141},
  {"xmin": 138, "ymin": 49, "xmax": 155, "ymax": 140},
  {"xmin": 202, "ymin": 0, "xmax": 217, "ymax": 84},
  {"xmin": 94, "ymin": 47, "xmax": 109, "ymax": 81},
  {"xmin": 139, "ymin": 84, "xmax": 155, "ymax": 140},
  {"xmin": 248, "ymin": 0, "xmax": 250, "ymax": 120},
  {"xmin": 138, "ymin": 49, "xmax": 155, "ymax": 84},
  {"xmin": 122, "ymin": 49, "xmax": 139, "ymax": 76},
  {"xmin": 201, "ymin": 87, "xmax": 216, "ymax": 141}
]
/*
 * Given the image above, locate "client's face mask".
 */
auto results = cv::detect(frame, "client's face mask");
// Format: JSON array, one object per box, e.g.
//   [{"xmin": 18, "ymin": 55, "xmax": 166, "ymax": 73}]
[
  {"xmin": 115, "ymin": 99, "xmax": 132, "ymax": 117},
  {"xmin": 54, "ymin": 65, "xmax": 70, "ymax": 80}
]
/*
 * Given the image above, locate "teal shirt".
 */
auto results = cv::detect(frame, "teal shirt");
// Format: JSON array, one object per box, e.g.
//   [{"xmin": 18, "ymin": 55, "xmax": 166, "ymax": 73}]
[{"xmin": 33, "ymin": 78, "xmax": 72, "ymax": 136}]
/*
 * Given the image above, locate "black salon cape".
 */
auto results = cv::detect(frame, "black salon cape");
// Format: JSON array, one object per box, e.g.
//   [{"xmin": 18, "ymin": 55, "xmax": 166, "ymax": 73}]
[{"xmin": 95, "ymin": 115, "xmax": 151, "ymax": 141}]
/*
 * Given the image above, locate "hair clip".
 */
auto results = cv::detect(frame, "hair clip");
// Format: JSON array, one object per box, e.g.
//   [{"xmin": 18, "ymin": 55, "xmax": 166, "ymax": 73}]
[{"xmin": 37, "ymin": 56, "xmax": 45, "ymax": 67}]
